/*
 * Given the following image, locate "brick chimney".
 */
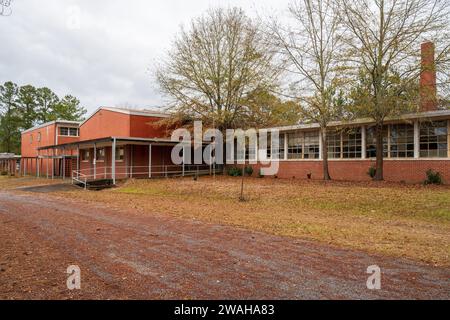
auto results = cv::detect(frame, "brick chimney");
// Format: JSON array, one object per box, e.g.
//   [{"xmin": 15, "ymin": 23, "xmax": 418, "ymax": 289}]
[{"xmin": 420, "ymin": 41, "xmax": 438, "ymax": 112}]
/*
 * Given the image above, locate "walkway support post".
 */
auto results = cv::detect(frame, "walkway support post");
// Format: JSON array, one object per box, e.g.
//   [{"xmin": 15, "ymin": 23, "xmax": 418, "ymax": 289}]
[
  {"xmin": 37, "ymin": 152, "xmax": 40, "ymax": 177},
  {"xmin": 93, "ymin": 142, "xmax": 97, "ymax": 179},
  {"xmin": 148, "ymin": 144, "xmax": 152, "ymax": 178},
  {"xmin": 46, "ymin": 150, "xmax": 49, "ymax": 179},
  {"xmin": 76, "ymin": 144, "xmax": 80, "ymax": 173},
  {"xmin": 62, "ymin": 147, "xmax": 66, "ymax": 180},
  {"xmin": 112, "ymin": 138, "xmax": 116, "ymax": 185},
  {"xmin": 52, "ymin": 149, "xmax": 54, "ymax": 180},
  {"xmin": 130, "ymin": 145, "xmax": 133, "ymax": 178}
]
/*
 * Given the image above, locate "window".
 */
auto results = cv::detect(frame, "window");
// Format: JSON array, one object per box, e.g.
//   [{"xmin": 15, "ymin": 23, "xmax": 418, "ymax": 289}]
[
  {"xmin": 287, "ymin": 132, "xmax": 303, "ymax": 159},
  {"xmin": 326, "ymin": 130, "xmax": 341, "ymax": 159},
  {"xmin": 59, "ymin": 127, "xmax": 79, "ymax": 136},
  {"xmin": 59, "ymin": 127, "xmax": 69, "ymax": 136},
  {"xmin": 115, "ymin": 147, "xmax": 124, "ymax": 161},
  {"xmin": 390, "ymin": 124, "xmax": 414, "ymax": 158},
  {"xmin": 266, "ymin": 133, "xmax": 285, "ymax": 160},
  {"xmin": 234, "ymin": 136, "xmax": 256, "ymax": 161},
  {"xmin": 69, "ymin": 128, "xmax": 79, "ymax": 136},
  {"xmin": 245, "ymin": 138, "xmax": 257, "ymax": 161},
  {"xmin": 420, "ymin": 120, "xmax": 448, "ymax": 158},
  {"xmin": 303, "ymin": 131, "xmax": 320, "ymax": 159},
  {"xmin": 366, "ymin": 126, "xmax": 388, "ymax": 158},
  {"xmin": 342, "ymin": 128, "xmax": 362, "ymax": 158},
  {"xmin": 287, "ymin": 130, "xmax": 320, "ymax": 159},
  {"xmin": 37, "ymin": 132, "xmax": 41, "ymax": 142},
  {"xmin": 81, "ymin": 150, "xmax": 90, "ymax": 161},
  {"xmin": 96, "ymin": 148, "xmax": 105, "ymax": 161}
]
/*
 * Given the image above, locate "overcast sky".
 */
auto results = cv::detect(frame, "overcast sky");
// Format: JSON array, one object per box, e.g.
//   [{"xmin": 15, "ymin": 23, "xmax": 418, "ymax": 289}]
[{"xmin": 0, "ymin": 0, "xmax": 290, "ymax": 114}]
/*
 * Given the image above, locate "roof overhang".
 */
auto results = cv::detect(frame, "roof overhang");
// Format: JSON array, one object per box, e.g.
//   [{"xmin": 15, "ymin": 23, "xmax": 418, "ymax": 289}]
[
  {"xmin": 37, "ymin": 136, "xmax": 180, "ymax": 151},
  {"xmin": 269, "ymin": 109, "xmax": 450, "ymax": 132},
  {"xmin": 22, "ymin": 120, "xmax": 81, "ymax": 134}
]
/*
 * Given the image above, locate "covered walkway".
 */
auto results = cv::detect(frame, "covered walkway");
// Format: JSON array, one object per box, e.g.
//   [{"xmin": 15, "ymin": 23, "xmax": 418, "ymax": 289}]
[
  {"xmin": 37, "ymin": 136, "xmax": 221, "ymax": 188},
  {"xmin": 0, "ymin": 153, "xmax": 20, "ymax": 176}
]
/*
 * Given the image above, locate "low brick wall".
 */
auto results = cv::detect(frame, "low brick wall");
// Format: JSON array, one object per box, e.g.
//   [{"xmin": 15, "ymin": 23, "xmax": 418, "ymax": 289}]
[{"xmin": 246, "ymin": 160, "xmax": 450, "ymax": 184}]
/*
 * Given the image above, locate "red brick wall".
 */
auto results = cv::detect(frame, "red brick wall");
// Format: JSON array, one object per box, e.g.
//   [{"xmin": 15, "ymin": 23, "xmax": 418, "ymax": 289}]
[
  {"xmin": 250, "ymin": 160, "xmax": 450, "ymax": 184},
  {"xmin": 80, "ymin": 109, "xmax": 130, "ymax": 141},
  {"xmin": 129, "ymin": 115, "xmax": 169, "ymax": 139}
]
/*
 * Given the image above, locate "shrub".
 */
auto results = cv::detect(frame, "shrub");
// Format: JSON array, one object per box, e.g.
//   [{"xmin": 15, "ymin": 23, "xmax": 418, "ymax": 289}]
[
  {"xmin": 244, "ymin": 166, "xmax": 253, "ymax": 176},
  {"xmin": 424, "ymin": 169, "xmax": 443, "ymax": 185},
  {"xmin": 227, "ymin": 167, "xmax": 242, "ymax": 177},
  {"xmin": 367, "ymin": 166, "xmax": 376, "ymax": 178}
]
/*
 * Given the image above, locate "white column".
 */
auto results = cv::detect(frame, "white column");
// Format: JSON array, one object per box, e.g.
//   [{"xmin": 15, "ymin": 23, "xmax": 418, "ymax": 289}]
[
  {"xmin": 284, "ymin": 133, "xmax": 288, "ymax": 160},
  {"xmin": 112, "ymin": 138, "xmax": 116, "ymax": 185},
  {"xmin": 93, "ymin": 143, "xmax": 97, "ymax": 179},
  {"xmin": 130, "ymin": 145, "xmax": 133, "ymax": 178},
  {"xmin": 62, "ymin": 147, "xmax": 65, "ymax": 180},
  {"xmin": 51, "ymin": 150, "xmax": 54, "ymax": 180},
  {"xmin": 76, "ymin": 145, "xmax": 80, "ymax": 172},
  {"xmin": 37, "ymin": 155, "xmax": 40, "ymax": 177},
  {"xmin": 414, "ymin": 120, "xmax": 419, "ymax": 159},
  {"xmin": 319, "ymin": 129, "xmax": 323, "ymax": 160},
  {"xmin": 148, "ymin": 144, "xmax": 152, "ymax": 178},
  {"xmin": 361, "ymin": 126, "xmax": 366, "ymax": 159}
]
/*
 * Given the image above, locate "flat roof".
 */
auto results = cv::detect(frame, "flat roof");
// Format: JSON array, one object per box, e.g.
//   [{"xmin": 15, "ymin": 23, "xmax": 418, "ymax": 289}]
[
  {"xmin": 22, "ymin": 120, "xmax": 81, "ymax": 134},
  {"xmin": 0, "ymin": 153, "xmax": 21, "ymax": 159},
  {"xmin": 37, "ymin": 136, "xmax": 179, "ymax": 150}
]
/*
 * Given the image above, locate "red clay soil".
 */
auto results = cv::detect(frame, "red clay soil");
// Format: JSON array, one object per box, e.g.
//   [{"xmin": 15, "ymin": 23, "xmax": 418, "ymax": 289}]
[{"xmin": 0, "ymin": 190, "xmax": 448, "ymax": 300}]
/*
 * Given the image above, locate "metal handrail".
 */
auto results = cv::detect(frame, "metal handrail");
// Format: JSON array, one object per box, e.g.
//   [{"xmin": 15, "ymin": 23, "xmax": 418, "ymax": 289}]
[{"xmin": 71, "ymin": 164, "xmax": 222, "ymax": 188}]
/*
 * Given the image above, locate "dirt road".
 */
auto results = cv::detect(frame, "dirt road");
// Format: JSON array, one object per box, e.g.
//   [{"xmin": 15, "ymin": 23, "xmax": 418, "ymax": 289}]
[{"xmin": 0, "ymin": 190, "xmax": 448, "ymax": 299}]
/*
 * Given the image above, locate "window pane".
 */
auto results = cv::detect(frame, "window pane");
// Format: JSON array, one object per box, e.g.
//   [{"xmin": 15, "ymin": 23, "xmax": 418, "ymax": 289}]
[
  {"xmin": 287, "ymin": 132, "xmax": 303, "ymax": 159},
  {"xmin": 96, "ymin": 148, "xmax": 105, "ymax": 160},
  {"xmin": 69, "ymin": 128, "xmax": 78, "ymax": 136},
  {"xmin": 343, "ymin": 128, "xmax": 362, "ymax": 158},
  {"xmin": 326, "ymin": 130, "xmax": 341, "ymax": 159},
  {"xmin": 389, "ymin": 124, "xmax": 414, "ymax": 158},
  {"xmin": 81, "ymin": 150, "xmax": 90, "ymax": 161},
  {"xmin": 304, "ymin": 131, "xmax": 320, "ymax": 159},
  {"xmin": 115, "ymin": 147, "xmax": 124, "ymax": 161},
  {"xmin": 267, "ymin": 133, "xmax": 285, "ymax": 160},
  {"xmin": 59, "ymin": 127, "xmax": 69, "ymax": 136},
  {"xmin": 419, "ymin": 121, "xmax": 448, "ymax": 158}
]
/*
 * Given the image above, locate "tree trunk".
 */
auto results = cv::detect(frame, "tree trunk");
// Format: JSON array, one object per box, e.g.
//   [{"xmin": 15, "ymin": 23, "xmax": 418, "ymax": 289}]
[
  {"xmin": 321, "ymin": 127, "xmax": 331, "ymax": 180},
  {"xmin": 374, "ymin": 123, "xmax": 384, "ymax": 181},
  {"xmin": 239, "ymin": 164, "xmax": 245, "ymax": 201}
]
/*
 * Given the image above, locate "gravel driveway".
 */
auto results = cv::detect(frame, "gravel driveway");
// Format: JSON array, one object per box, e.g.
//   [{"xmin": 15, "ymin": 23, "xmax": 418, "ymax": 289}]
[{"xmin": 0, "ymin": 191, "xmax": 448, "ymax": 299}]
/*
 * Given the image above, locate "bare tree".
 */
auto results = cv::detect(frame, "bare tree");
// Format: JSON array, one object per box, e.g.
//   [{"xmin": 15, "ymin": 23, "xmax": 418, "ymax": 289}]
[
  {"xmin": 340, "ymin": 0, "xmax": 450, "ymax": 180},
  {"xmin": 156, "ymin": 7, "xmax": 280, "ymax": 132},
  {"xmin": 267, "ymin": 0, "xmax": 347, "ymax": 180}
]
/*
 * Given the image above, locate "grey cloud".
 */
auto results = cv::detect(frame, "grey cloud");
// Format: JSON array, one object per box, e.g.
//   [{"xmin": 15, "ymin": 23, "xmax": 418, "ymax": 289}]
[{"xmin": 0, "ymin": 0, "xmax": 289, "ymax": 114}]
